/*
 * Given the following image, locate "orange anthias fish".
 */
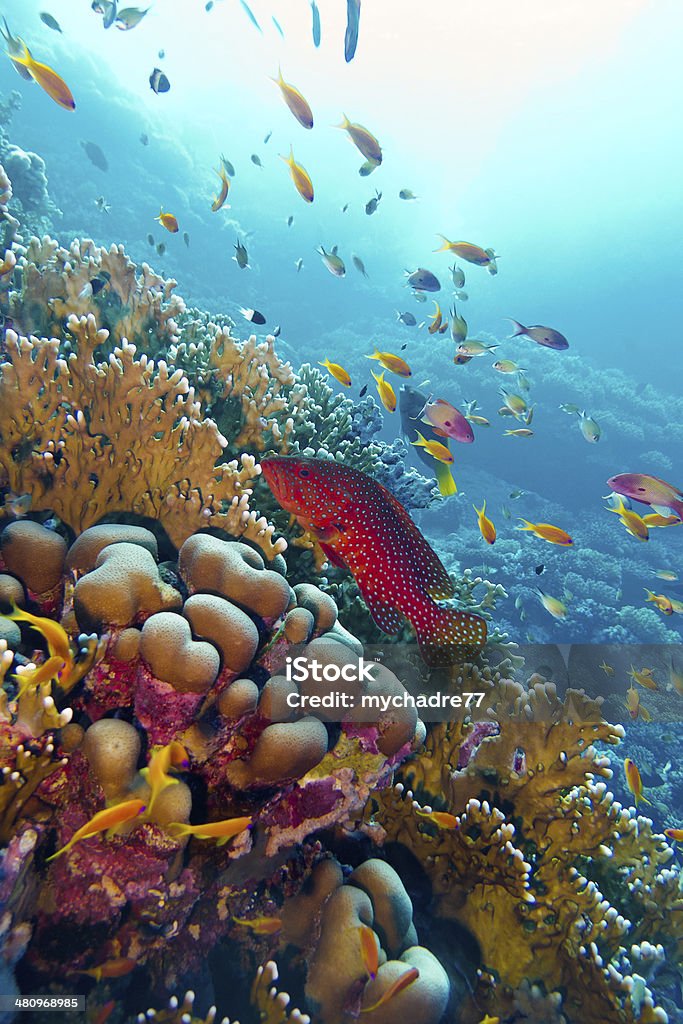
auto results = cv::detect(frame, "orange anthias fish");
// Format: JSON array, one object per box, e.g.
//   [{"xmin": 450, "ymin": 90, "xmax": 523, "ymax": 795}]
[
  {"xmin": 624, "ymin": 758, "xmax": 651, "ymax": 806},
  {"xmin": 474, "ymin": 501, "xmax": 496, "ymax": 545},
  {"xmin": 261, "ymin": 456, "xmax": 487, "ymax": 665},
  {"xmin": 272, "ymin": 67, "xmax": 314, "ymax": 129},
  {"xmin": 77, "ymin": 958, "xmax": 137, "ymax": 982},
  {"xmin": 140, "ymin": 740, "xmax": 189, "ymax": 816},
  {"xmin": 166, "ymin": 815, "xmax": 252, "ymax": 846},
  {"xmin": 233, "ymin": 914, "xmax": 282, "ymax": 935},
  {"xmin": 644, "ymin": 589, "xmax": 674, "ymax": 615},
  {"xmin": 664, "ymin": 828, "xmax": 683, "ymax": 843},
  {"xmin": 8, "ymin": 42, "xmax": 75, "ymax": 110},
  {"xmin": 415, "ymin": 808, "xmax": 458, "ymax": 829},
  {"xmin": 280, "ymin": 146, "xmax": 314, "ymax": 203},
  {"xmin": 625, "ymin": 685, "xmax": 640, "ymax": 720},
  {"xmin": 628, "ymin": 666, "xmax": 659, "ymax": 690},
  {"xmin": 359, "ymin": 924, "xmax": 379, "ymax": 979},
  {"xmin": 360, "ymin": 967, "xmax": 420, "ymax": 1013},
  {"xmin": 156, "ymin": 208, "xmax": 179, "ymax": 233},
  {"xmin": 12, "ymin": 654, "xmax": 66, "ymax": 700},
  {"xmin": 47, "ymin": 799, "xmax": 146, "ymax": 862},
  {"xmin": 211, "ymin": 167, "xmax": 231, "ymax": 211},
  {"xmin": 516, "ymin": 519, "xmax": 573, "ymax": 546},
  {"xmin": 9, "ymin": 604, "xmax": 73, "ymax": 665}
]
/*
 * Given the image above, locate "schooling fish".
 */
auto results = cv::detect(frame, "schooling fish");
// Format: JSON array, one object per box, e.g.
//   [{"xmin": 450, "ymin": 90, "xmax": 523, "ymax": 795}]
[
  {"xmin": 474, "ymin": 501, "xmax": 496, "ymax": 545},
  {"xmin": 77, "ymin": 958, "xmax": 137, "ymax": 982},
  {"xmin": 272, "ymin": 67, "xmax": 314, "ymax": 129},
  {"xmin": 220, "ymin": 154, "xmax": 236, "ymax": 177},
  {"xmin": 39, "ymin": 12, "xmax": 62, "ymax": 33},
  {"xmin": 450, "ymin": 308, "xmax": 467, "ymax": 344},
  {"xmin": 360, "ymin": 968, "xmax": 420, "ymax": 1014},
  {"xmin": 365, "ymin": 190, "xmax": 382, "ymax": 216},
  {"xmin": 517, "ymin": 520, "xmax": 573, "ymax": 546},
  {"xmin": 506, "ymin": 318, "xmax": 568, "ymax": 351},
  {"xmin": 628, "ymin": 665, "xmax": 658, "ymax": 690},
  {"xmin": 405, "ymin": 268, "xmax": 440, "ymax": 292},
  {"xmin": 47, "ymin": 798, "xmax": 146, "ymax": 861},
  {"xmin": 240, "ymin": 307, "xmax": 266, "ymax": 325},
  {"xmin": 167, "ymin": 815, "xmax": 253, "ymax": 846},
  {"xmin": 140, "ymin": 741, "xmax": 188, "ymax": 816},
  {"xmin": 251, "ymin": 153, "xmax": 263, "ymax": 168},
  {"xmin": 435, "ymin": 236, "xmax": 496, "ymax": 266},
  {"xmin": 366, "ymin": 350, "xmax": 410, "ymax": 377},
  {"xmin": 7, "ymin": 41, "xmax": 75, "ymax": 110},
  {"xmin": 642, "ymin": 513, "xmax": 681, "ymax": 528},
  {"xmin": 536, "ymin": 589, "xmax": 568, "ymax": 620},
  {"xmin": 183, "ymin": 231, "xmax": 190, "ymax": 248},
  {"xmin": 624, "ymin": 758, "xmax": 651, "ymax": 806},
  {"xmin": 319, "ymin": 358, "xmax": 351, "ymax": 387},
  {"xmin": 399, "ymin": 189, "xmax": 418, "ymax": 201},
  {"xmin": 396, "ymin": 311, "xmax": 417, "ymax": 326},
  {"xmin": 372, "ymin": 371, "xmax": 397, "ymax": 413},
  {"xmin": 149, "ymin": 68, "xmax": 170, "ymax": 94},
  {"xmin": 115, "ymin": 6, "xmax": 150, "ymax": 30},
  {"xmin": 399, "ymin": 386, "xmax": 457, "ymax": 497},
  {"xmin": 233, "ymin": 240, "xmax": 249, "ymax": 269},
  {"xmin": 412, "ymin": 431, "xmax": 452, "ymax": 464},
  {"xmin": 607, "ymin": 473, "xmax": 683, "ymax": 521},
  {"xmin": 317, "ymin": 245, "xmax": 345, "ymax": 277},
  {"xmin": 352, "ymin": 254, "xmax": 369, "ymax": 277},
  {"xmin": 310, "ymin": 0, "xmax": 321, "ymax": 46},
  {"xmin": 239, "ymin": 0, "xmax": 262, "ymax": 33},
  {"xmin": 212, "ymin": 167, "xmax": 231, "ymax": 211},
  {"xmin": 421, "ymin": 399, "xmax": 474, "ymax": 444},
  {"xmin": 271, "ymin": 15, "xmax": 285, "ymax": 38},
  {"xmin": 140, "ymin": 132, "xmax": 149, "ymax": 146},
  {"xmin": 1, "ymin": 18, "xmax": 33, "ymax": 80},
  {"xmin": 450, "ymin": 263, "xmax": 465, "ymax": 288},
  {"xmin": 428, "ymin": 302, "xmax": 442, "ymax": 334},
  {"xmin": 336, "ymin": 114, "xmax": 382, "ymax": 165},
  {"xmin": 156, "ymin": 208, "xmax": 179, "ymax": 233},
  {"xmin": 605, "ymin": 496, "xmax": 649, "ymax": 541},
  {"xmin": 261, "ymin": 456, "xmax": 487, "ymax": 663},
  {"xmin": 644, "ymin": 589, "xmax": 674, "ymax": 615},
  {"xmin": 344, "ymin": 0, "xmax": 361, "ymax": 62},
  {"xmin": 579, "ymin": 411, "xmax": 601, "ymax": 443},
  {"xmin": 280, "ymin": 146, "xmax": 314, "ymax": 202}
]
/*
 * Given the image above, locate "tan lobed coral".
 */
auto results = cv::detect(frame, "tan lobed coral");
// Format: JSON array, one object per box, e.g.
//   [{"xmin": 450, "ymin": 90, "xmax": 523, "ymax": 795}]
[
  {"xmin": 0, "ymin": 314, "xmax": 285, "ymax": 556},
  {"xmin": 363, "ymin": 661, "xmax": 679, "ymax": 1024}
]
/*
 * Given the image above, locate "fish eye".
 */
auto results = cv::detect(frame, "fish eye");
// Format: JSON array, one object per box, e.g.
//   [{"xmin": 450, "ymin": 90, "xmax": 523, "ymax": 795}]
[{"xmin": 299, "ymin": 468, "xmax": 310, "ymax": 478}]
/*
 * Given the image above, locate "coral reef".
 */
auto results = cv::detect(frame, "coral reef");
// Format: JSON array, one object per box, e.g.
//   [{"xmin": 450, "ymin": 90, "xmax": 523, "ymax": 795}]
[{"xmin": 363, "ymin": 660, "xmax": 681, "ymax": 1023}]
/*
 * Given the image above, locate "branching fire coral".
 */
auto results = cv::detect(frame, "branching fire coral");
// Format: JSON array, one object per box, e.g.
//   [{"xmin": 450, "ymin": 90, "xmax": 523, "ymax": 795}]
[
  {"xmin": 0, "ymin": 313, "xmax": 283, "ymax": 555},
  {"xmin": 364, "ymin": 664, "xmax": 679, "ymax": 1024}
]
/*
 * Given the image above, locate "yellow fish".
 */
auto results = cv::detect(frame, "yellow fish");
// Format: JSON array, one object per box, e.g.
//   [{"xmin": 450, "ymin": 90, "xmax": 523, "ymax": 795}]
[
  {"xmin": 652, "ymin": 569, "xmax": 678, "ymax": 581},
  {"xmin": 670, "ymin": 655, "xmax": 683, "ymax": 695},
  {"xmin": 361, "ymin": 968, "xmax": 419, "ymax": 1014},
  {"xmin": 411, "ymin": 431, "xmax": 453, "ymax": 465},
  {"xmin": 47, "ymin": 799, "xmax": 146, "ymax": 862},
  {"xmin": 211, "ymin": 166, "xmax": 231, "ymax": 212},
  {"xmin": 359, "ymin": 924, "xmax": 379, "ymax": 980},
  {"xmin": 434, "ymin": 236, "xmax": 496, "ymax": 266},
  {"xmin": 474, "ymin": 501, "xmax": 496, "ymax": 545},
  {"xmin": 12, "ymin": 655, "xmax": 66, "ymax": 700},
  {"xmin": 233, "ymin": 914, "xmax": 282, "ymax": 935},
  {"xmin": 280, "ymin": 146, "xmax": 314, "ymax": 203},
  {"xmin": 642, "ymin": 513, "xmax": 681, "ymax": 528},
  {"xmin": 9, "ymin": 604, "xmax": 73, "ymax": 673},
  {"xmin": 499, "ymin": 389, "xmax": 527, "ymax": 416},
  {"xmin": 8, "ymin": 41, "xmax": 75, "ymax": 110},
  {"xmin": 624, "ymin": 758, "xmax": 651, "ymax": 806},
  {"xmin": 336, "ymin": 114, "xmax": 382, "ymax": 165},
  {"xmin": 319, "ymin": 358, "xmax": 351, "ymax": 387},
  {"xmin": 517, "ymin": 520, "xmax": 573, "ymax": 546},
  {"xmin": 272, "ymin": 67, "xmax": 313, "ymax": 128},
  {"xmin": 625, "ymin": 685, "xmax": 640, "ymax": 719},
  {"xmin": 140, "ymin": 741, "xmax": 189, "ymax": 816},
  {"xmin": 536, "ymin": 588, "xmax": 567, "ymax": 620},
  {"xmin": 492, "ymin": 360, "xmax": 525, "ymax": 374},
  {"xmin": 606, "ymin": 497, "xmax": 648, "ymax": 542},
  {"xmin": 504, "ymin": 428, "xmax": 534, "ymax": 438},
  {"xmin": 644, "ymin": 589, "xmax": 674, "ymax": 615},
  {"xmin": 467, "ymin": 414, "xmax": 490, "ymax": 427},
  {"xmin": 599, "ymin": 661, "xmax": 614, "ymax": 676},
  {"xmin": 365, "ymin": 350, "xmax": 411, "ymax": 377},
  {"xmin": 428, "ymin": 301, "xmax": 442, "ymax": 334},
  {"xmin": 156, "ymin": 208, "xmax": 179, "ymax": 233},
  {"xmin": 415, "ymin": 808, "xmax": 458, "ymax": 829},
  {"xmin": 664, "ymin": 828, "xmax": 683, "ymax": 842},
  {"xmin": 77, "ymin": 958, "xmax": 137, "ymax": 982},
  {"xmin": 166, "ymin": 815, "xmax": 252, "ymax": 846},
  {"xmin": 628, "ymin": 665, "xmax": 658, "ymax": 690},
  {"xmin": 372, "ymin": 371, "xmax": 396, "ymax": 413}
]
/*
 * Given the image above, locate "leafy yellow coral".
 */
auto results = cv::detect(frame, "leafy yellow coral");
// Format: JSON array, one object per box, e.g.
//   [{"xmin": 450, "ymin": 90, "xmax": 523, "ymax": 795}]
[{"xmin": 0, "ymin": 314, "xmax": 285, "ymax": 556}]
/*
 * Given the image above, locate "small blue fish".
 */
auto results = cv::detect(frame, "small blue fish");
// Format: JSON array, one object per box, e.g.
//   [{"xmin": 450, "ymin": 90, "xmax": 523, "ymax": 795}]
[
  {"xmin": 239, "ymin": 0, "xmax": 262, "ymax": 33},
  {"xmin": 344, "ymin": 0, "xmax": 360, "ymax": 62},
  {"xmin": 310, "ymin": 0, "xmax": 320, "ymax": 46},
  {"xmin": 272, "ymin": 14, "xmax": 284, "ymax": 38}
]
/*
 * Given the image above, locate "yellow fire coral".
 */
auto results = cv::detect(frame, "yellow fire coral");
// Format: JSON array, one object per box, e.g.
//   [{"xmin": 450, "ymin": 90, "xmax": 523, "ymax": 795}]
[
  {"xmin": 365, "ymin": 666, "xmax": 677, "ymax": 1024},
  {"xmin": 0, "ymin": 313, "xmax": 285, "ymax": 556}
]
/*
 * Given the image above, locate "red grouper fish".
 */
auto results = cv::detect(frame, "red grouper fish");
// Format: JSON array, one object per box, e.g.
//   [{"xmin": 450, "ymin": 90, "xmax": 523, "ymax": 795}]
[{"xmin": 261, "ymin": 455, "xmax": 487, "ymax": 664}]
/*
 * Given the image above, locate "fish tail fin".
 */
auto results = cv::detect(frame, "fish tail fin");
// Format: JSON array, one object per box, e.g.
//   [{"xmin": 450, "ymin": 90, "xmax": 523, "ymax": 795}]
[
  {"xmin": 336, "ymin": 112, "xmax": 350, "ymax": 129},
  {"xmin": 9, "ymin": 40, "xmax": 30, "ymax": 67},
  {"xmin": 506, "ymin": 318, "xmax": 526, "ymax": 336},
  {"xmin": 365, "ymin": 350, "xmax": 380, "ymax": 361},
  {"xmin": 416, "ymin": 605, "xmax": 487, "ymax": 666},
  {"xmin": 410, "ymin": 431, "xmax": 426, "ymax": 447},
  {"xmin": 434, "ymin": 234, "xmax": 451, "ymax": 253},
  {"xmin": 517, "ymin": 518, "xmax": 533, "ymax": 531},
  {"xmin": 435, "ymin": 463, "xmax": 457, "ymax": 496}
]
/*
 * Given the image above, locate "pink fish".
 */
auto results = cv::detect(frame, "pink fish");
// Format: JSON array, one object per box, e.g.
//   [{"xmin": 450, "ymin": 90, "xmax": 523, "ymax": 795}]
[
  {"xmin": 607, "ymin": 473, "xmax": 683, "ymax": 522},
  {"xmin": 421, "ymin": 399, "xmax": 474, "ymax": 444},
  {"xmin": 261, "ymin": 456, "xmax": 487, "ymax": 664},
  {"xmin": 506, "ymin": 318, "xmax": 568, "ymax": 351}
]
